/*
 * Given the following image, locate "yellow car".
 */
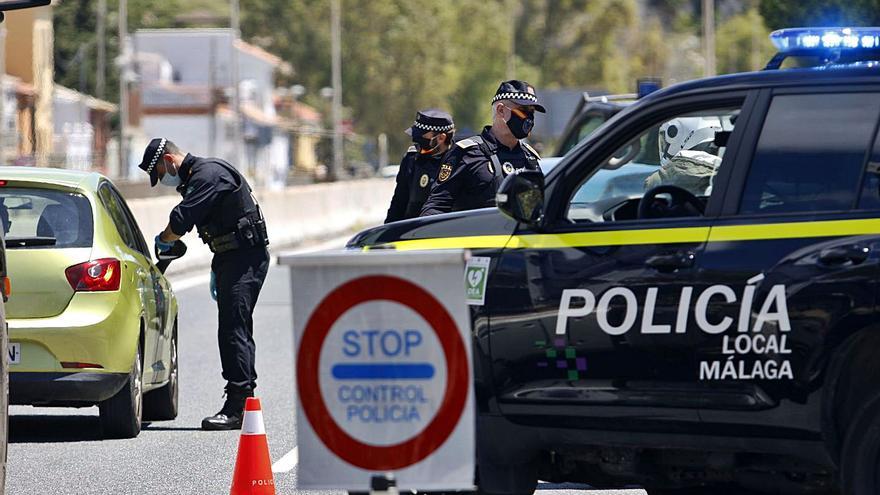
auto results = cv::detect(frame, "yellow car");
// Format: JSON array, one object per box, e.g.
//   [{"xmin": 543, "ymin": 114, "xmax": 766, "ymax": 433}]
[{"xmin": 1, "ymin": 167, "xmax": 179, "ymax": 438}]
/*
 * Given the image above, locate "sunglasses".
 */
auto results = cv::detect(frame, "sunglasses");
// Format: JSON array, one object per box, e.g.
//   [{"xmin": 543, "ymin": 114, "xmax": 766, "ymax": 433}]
[{"xmin": 504, "ymin": 104, "xmax": 535, "ymax": 119}]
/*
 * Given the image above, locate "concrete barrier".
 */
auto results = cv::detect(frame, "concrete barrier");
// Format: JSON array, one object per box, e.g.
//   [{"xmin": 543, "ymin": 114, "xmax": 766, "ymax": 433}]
[{"xmin": 126, "ymin": 178, "xmax": 394, "ymax": 276}]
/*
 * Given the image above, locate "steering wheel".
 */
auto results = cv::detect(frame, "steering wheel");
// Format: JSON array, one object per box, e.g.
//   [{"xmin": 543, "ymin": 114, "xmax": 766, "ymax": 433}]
[{"xmin": 638, "ymin": 185, "xmax": 706, "ymax": 219}]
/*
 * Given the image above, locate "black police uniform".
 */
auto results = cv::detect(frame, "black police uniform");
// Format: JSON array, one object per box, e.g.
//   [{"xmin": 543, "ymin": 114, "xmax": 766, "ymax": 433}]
[
  {"xmin": 169, "ymin": 154, "xmax": 269, "ymax": 408},
  {"xmin": 419, "ymin": 126, "xmax": 541, "ymax": 215},
  {"xmin": 385, "ymin": 146, "xmax": 443, "ymax": 223},
  {"xmin": 386, "ymin": 109, "xmax": 455, "ymax": 223}
]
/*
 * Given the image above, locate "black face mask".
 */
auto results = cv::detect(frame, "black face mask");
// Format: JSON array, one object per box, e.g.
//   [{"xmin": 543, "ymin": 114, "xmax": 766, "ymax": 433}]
[
  {"xmin": 414, "ymin": 134, "xmax": 441, "ymax": 155},
  {"xmin": 506, "ymin": 108, "xmax": 534, "ymax": 139}
]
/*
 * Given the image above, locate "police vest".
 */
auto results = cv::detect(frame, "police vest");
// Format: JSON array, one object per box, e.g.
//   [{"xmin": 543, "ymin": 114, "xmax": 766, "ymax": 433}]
[{"xmin": 195, "ymin": 160, "xmax": 269, "ymax": 254}]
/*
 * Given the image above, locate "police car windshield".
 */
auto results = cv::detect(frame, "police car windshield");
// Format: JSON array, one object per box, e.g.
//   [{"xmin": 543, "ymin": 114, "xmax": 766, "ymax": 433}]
[{"xmin": 567, "ymin": 107, "xmax": 741, "ymax": 223}]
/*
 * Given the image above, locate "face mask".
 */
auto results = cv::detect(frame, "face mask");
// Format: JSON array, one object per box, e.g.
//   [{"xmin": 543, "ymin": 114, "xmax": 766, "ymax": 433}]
[
  {"xmin": 159, "ymin": 161, "xmax": 181, "ymax": 187},
  {"xmin": 505, "ymin": 106, "xmax": 534, "ymax": 140},
  {"xmin": 415, "ymin": 134, "xmax": 441, "ymax": 155}
]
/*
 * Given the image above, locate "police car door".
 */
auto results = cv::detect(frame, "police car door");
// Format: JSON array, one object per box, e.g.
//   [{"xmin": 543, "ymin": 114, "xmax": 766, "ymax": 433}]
[
  {"xmin": 695, "ymin": 88, "xmax": 880, "ymax": 432},
  {"xmin": 488, "ymin": 93, "xmax": 753, "ymax": 427}
]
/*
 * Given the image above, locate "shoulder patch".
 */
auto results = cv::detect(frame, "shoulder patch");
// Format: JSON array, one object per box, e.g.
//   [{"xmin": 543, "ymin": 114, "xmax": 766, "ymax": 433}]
[
  {"xmin": 455, "ymin": 138, "xmax": 479, "ymax": 149},
  {"xmin": 521, "ymin": 142, "xmax": 541, "ymax": 159},
  {"xmin": 406, "ymin": 145, "xmax": 418, "ymax": 153},
  {"xmin": 438, "ymin": 163, "xmax": 453, "ymax": 183}
]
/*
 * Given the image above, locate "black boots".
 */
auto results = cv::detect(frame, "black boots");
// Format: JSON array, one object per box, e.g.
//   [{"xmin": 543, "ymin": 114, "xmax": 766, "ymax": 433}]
[{"xmin": 201, "ymin": 387, "xmax": 254, "ymax": 430}]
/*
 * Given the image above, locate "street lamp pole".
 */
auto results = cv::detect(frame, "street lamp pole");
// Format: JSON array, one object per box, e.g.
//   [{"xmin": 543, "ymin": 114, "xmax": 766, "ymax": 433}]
[
  {"xmin": 230, "ymin": 0, "xmax": 243, "ymax": 171},
  {"xmin": 330, "ymin": 0, "xmax": 342, "ymax": 181},
  {"xmin": 118, "ymin": 0, "xmax": 128, "ymax": 177},
  {"xmin": 702, "ymin": 0, "xmax": 716, "ymax": 77}
]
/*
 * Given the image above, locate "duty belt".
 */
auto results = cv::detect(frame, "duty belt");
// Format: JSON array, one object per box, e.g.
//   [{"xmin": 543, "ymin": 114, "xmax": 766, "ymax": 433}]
[{"xmin": 204, "ymin": 215, "xmax": 269, "ymax": 254}]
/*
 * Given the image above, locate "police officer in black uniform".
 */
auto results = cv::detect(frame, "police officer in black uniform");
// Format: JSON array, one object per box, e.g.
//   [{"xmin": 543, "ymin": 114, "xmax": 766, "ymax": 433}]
[
  {"xmin": 385, "ymin": 109, "xmax": 455, "ymax": 223},
  {"xmin": 420, "ymin": 80, "xmax": 544, "ymax": 216},
  {"xmin": 138, "ymin": 138, "xmax": 270, "ymax": 431}
]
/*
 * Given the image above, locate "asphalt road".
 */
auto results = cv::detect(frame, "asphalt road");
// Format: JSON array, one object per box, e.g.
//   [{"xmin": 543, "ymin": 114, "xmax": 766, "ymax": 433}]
[{"xmin": 6, "ymin": 243, "xmax": 647, "ymax": 495}]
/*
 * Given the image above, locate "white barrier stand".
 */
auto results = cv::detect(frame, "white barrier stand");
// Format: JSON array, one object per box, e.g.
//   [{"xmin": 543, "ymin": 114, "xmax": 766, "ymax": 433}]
[{"xmin": 278, "ymin": 249, "xmax": 475, "ymax": 492}]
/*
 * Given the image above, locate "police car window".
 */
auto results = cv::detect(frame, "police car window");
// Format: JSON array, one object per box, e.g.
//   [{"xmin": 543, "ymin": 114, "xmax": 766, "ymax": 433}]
[
  {"xmin": 857, "ymin": 110, "xmax": 880, "ymax": 210},
  {"xmin": 566, "ymin": 107, "xmax": 740, "ymax": 223},
  {"xmin": 741, "ymin": 93, "xmax": 880, "ymax": 215}
]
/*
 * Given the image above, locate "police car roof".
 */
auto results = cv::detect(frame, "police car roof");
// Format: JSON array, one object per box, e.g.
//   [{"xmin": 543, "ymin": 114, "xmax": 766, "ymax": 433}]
[{"xmin": 641, "ymin": 63, "xmax": 880, "ymax": 103}]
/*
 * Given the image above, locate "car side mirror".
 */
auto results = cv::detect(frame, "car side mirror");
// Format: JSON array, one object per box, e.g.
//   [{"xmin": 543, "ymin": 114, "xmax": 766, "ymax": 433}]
[
  {"xmin": 496, "ymin": 169, "xmax": 545, "ymax": 226},
  {"xmin": 155, "ymin": 239, "xmax": 187, "ymax": 274}
]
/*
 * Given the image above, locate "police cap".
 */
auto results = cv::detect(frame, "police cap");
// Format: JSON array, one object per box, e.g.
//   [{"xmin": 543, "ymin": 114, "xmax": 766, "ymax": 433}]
[
  {"xmin": 404, "ymin": 109, "xmax": 455, "ymax": 137},
  {"xmin": 138, "ymin": 137, "xmax": 168, "ymax": 187},
  {"xmin": 492, "ymin": 80, "xmax": 546, "ymax": 113}
]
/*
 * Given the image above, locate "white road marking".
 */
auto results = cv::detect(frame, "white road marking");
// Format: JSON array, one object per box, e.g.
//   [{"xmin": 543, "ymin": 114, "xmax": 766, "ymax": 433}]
[
  {"xmin": 271, "ymin": 446, "xmax": 299, "ymax": 473},
  {"xmin": 167, "ymin": 234, "xmax": 353, "ymax": 292}
]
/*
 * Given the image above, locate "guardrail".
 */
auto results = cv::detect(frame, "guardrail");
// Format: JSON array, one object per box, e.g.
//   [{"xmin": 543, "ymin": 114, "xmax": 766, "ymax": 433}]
[{"xmin": 125, "ymin": 178, "xmax": 394, "ymax": 275}]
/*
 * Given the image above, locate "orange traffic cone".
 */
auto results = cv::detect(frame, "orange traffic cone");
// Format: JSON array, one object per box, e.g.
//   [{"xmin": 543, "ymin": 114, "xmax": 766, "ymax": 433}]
[{"xmin": 230, "ymin": 397, "xmax": 276, "ymax": 495}]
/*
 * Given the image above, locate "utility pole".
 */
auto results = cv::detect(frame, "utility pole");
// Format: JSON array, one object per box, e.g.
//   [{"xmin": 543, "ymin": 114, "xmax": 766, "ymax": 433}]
[
  {"xmin": 230, "ymin": 0, "xmax": 242, "ymax": 171},
  {"xmin": 702, "ymin": 0, "xmax": 716, "ymax": 77},
  {"xmin": 96, "ymin": 0, "xmax": 106, "ymax": 99},
  {"xmin": 330, "ymin": 0, "xmax": 342, "ymax": 181},
  {"xmin": 0, "ymin": 20, "xmax": 6, "ymax": 165},
  {"xmin": 506, "ymin": 0, "xmax": 516, "ymax": 79},
  {"xmin": 118, "ymin": 0, "xmax": 128, "ymax": 178}
]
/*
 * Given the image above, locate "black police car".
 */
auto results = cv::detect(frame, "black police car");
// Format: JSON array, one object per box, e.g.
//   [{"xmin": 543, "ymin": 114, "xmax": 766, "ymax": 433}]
[{"xmin": 350, "ymin": 28, "xmax": 880, "ymax": 494}]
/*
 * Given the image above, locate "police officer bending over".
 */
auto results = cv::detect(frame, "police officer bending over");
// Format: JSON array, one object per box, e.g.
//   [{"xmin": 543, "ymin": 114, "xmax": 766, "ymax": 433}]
[
  {"xmin": 138, "ymin": 138, "xmax": 270, "ymax": 431},
  {"xmin": 420, "ymin": 80, "xmax": 544, "ymax": 216},
  {"xmin": 385, "ymin": 109, "xmax": 455, "ymax": 223}
]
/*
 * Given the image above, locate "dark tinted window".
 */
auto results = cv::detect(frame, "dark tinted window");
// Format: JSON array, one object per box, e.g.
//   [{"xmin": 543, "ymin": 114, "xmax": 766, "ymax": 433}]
[
  {"xmin": 0, "ymin": 188, "xmax": 93, "ymax": 249},
  {"xmin": 740, "ymin": 93, "xmax": 880, "ymax": 214},
  {"xmin": 857, "ymin": 128, "xmax": 880, "ymax": 210}
]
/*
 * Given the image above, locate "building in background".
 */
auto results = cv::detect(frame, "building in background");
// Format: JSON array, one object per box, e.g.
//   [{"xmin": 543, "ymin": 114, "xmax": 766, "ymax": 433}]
[
  {"xmin": 3, "ymin": 3, "xmax": 54, "ymax": 166},
  {"xmin": 131, "ymin": 28, "xmax": 296, "ymax": 188},
  {"xmin": 51, "ymin": 85, "xmax": 116, "ymax": 172}
]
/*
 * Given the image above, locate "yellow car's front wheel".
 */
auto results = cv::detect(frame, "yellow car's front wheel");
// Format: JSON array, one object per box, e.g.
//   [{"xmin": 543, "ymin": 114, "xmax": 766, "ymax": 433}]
[{"xmin": 99, "ymin": 344, "xmax": 143, "ymax": 439}]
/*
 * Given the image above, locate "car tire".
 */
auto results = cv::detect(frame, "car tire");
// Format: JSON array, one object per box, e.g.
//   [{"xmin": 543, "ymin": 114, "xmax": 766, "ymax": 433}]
[
  {"xmin": 99, "ymin": 344, "xmax": 143, "ymax": 439},
  {"xmin": 840, "ymin": 392, "xmax": 880, "ymax": 495},
  {"xmin": 143, "ymin": 324, "xmax": 178, "ymax": 421}
]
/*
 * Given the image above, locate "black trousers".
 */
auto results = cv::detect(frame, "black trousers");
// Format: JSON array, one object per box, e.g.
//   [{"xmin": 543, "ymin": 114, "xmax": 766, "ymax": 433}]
[{"xmin": 212, "ymin": 246, "xmax": 270, "ymax": 391}]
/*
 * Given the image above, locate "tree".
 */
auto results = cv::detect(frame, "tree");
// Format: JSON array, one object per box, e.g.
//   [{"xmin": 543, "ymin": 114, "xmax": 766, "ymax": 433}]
[
  {"xmin": 759, "ymin": 0, "xmax": 880, "ymax": 31},
  {"xmin": 716, "ymin": 8, "xmax": 775, "ymax": 74},
  {"xmin": 54, "ymin": 0, "xmax": 191, "ymax": 103}
]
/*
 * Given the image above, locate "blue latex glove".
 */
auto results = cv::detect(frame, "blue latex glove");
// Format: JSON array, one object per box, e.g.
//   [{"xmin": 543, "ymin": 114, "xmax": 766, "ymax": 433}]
[
  {"xmin": 210, "ymin": 271, "xmax": 218, "ymax": 301},
  {"xmin": 155, "ymin": 234, "xmax": 174, "ymax": 253}
]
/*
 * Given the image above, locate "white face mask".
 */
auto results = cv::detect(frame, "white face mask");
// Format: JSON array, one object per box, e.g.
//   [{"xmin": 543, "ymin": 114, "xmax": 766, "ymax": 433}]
[{"xmin": 159, "ymin": 161, "xmax": 181, "ymax": 187}]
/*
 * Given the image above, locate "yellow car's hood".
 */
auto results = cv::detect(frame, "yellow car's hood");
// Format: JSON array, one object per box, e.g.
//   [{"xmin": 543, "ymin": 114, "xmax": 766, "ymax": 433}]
[{"xmin": 5, "ymin": 248, "xmax": 92, "ymax": 318}]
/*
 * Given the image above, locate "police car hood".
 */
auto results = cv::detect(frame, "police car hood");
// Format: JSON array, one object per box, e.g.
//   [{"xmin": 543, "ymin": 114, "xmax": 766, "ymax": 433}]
[{"xmin": 347, "ymin": 207, "xmax": 519, "ymax": 249}]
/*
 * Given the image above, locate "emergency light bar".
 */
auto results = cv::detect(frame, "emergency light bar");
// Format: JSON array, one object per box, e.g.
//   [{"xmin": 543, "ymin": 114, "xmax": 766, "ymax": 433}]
[{"xmin": 765, "ymin": 27, "xmax": 880, "ymax": 70}]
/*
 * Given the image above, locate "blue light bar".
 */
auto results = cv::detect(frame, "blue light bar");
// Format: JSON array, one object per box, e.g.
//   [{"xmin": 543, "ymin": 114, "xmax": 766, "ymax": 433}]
[{"xmin": 770, "ymin": 27, "xmax": 880, "ymax": 52}]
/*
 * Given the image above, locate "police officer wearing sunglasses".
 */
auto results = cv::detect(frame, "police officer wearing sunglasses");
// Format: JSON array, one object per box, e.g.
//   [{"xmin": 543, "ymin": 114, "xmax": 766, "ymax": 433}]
[
  {"xmin": 420, "ymin": 80, "xmax": 544, "ymax": 216},
  {"xmin": 385, "ymin": 109, "xmax": 455, "ymax": 223}
]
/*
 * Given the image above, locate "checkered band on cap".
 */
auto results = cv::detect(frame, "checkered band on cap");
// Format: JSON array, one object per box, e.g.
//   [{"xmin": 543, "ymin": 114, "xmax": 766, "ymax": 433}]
[
  {"xmin": 413, "ymin": 121, "xmax": 454, "ymax": 132},
  {"xmin": 492, "ymin": 92, "xmax": 538, "ymax": 103},
  {"xmin": 146, "ymin": 138, "xmax": 167, "ymax": 174}
]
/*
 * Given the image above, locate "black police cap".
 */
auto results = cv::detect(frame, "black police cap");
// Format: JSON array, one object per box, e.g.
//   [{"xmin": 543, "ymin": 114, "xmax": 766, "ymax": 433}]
[
  {"xmin": 404, "ymin": 109, "xmax": 455, "ymax": 136},
  {"xmin": 492, "ymin": 80, "xmax": 546, "ymax": 113},
  {"xmin": 138, "ymin": 137, "xmax": 168, "ymax": 187}
]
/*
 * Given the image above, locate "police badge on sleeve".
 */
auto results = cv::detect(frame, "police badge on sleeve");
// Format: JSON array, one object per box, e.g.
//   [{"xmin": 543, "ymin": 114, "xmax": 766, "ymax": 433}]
[{"xmin": 438, "ymin": 163, "xmax": 452, "ymax": 182}]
